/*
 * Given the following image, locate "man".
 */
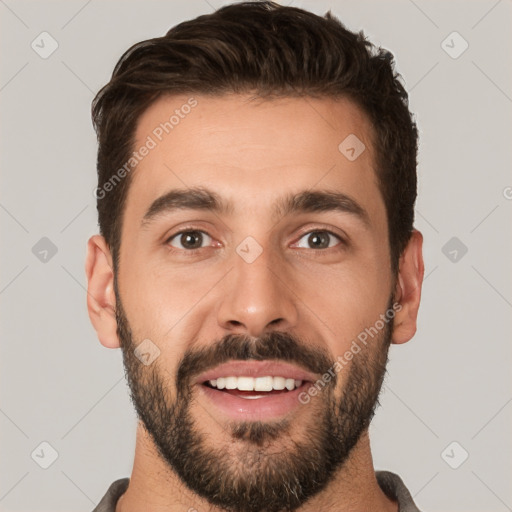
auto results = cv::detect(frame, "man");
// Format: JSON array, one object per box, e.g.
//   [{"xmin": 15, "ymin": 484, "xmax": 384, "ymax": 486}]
[{"xmin": 86, "ymin": 1, "xmax": 425, "ymax": 511}]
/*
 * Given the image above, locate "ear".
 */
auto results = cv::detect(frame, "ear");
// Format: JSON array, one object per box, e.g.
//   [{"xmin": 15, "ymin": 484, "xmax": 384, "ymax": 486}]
[
  {"xmin": 85, "ymin": 235, "xmax": 120, "ymax": 349},
  {"xmin": 391, "ymin": 229, "xmax": 424, "ymax": 345}
]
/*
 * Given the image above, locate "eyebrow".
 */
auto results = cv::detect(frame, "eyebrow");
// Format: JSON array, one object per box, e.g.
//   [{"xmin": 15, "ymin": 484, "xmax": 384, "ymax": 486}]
[{"xmin": 141, "ymin": 186, "xmax": 371, "ymax": 229}]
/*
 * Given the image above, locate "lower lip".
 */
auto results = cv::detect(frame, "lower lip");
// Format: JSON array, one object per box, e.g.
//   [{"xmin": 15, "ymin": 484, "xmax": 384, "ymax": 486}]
[{"xmin": 198, "ymin": 383, "xmax": 308, "ymax": 421}]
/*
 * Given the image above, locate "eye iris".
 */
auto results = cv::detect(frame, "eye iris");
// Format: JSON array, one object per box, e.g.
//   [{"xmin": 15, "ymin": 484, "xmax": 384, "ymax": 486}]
[
  {"xmin": 308, "ymin": 231, "xmax": 330, "ymax": 249},
  {"xmin": 181, "ymin": 231, "xmax": 203, "ymax": 249}
]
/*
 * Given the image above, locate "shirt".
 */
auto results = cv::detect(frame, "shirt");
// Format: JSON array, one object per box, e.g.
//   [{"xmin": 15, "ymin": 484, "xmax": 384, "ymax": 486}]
[{"xmin": 92, "ymin": 470, "xmax": 422, "ymax": 512}]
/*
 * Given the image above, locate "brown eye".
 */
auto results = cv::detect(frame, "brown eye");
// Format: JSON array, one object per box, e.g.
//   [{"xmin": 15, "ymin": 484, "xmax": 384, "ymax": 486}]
[
  {"xmin": 295, "ymin": 230, "xmax": 342, "ymax": 250},
  {"xmin": 167, "ymin": 230, "xmax": 212, "ymax": 250}
]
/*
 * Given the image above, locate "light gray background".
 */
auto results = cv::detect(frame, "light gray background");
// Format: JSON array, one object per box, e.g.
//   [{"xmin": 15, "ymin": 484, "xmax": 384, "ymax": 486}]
[{"xmin": 1, "ymin": 0, "xmax": 511, "ymax": 511}]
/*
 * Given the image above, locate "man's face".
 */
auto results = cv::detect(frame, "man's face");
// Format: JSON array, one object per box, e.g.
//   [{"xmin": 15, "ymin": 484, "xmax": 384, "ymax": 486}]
[{"xmin": 115, "ymin": 94, "xmax": 396, "ymax": 511}]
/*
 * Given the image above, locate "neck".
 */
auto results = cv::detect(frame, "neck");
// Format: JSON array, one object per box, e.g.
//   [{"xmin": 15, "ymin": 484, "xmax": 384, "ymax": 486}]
[{"xmin": 116, "ymin": 422, "xmax": 397, "ymax": 512}]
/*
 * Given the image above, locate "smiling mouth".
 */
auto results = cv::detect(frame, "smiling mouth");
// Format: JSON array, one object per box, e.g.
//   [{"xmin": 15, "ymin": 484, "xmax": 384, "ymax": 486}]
[{"xmin": 203, "ymin": 375, "xmax": 305, "ymax": 399}]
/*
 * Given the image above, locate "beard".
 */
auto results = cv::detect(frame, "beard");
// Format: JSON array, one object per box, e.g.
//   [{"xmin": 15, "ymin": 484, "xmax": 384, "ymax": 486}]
[{"xmin": 115, "ymin": 285, "xmax": 394, "ymax": 512}]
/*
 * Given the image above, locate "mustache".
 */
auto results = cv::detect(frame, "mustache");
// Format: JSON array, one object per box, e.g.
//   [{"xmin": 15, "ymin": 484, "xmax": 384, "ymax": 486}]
[{"xmin": 176, "ymin": 331, "xmax": 335, "ymax": 393}]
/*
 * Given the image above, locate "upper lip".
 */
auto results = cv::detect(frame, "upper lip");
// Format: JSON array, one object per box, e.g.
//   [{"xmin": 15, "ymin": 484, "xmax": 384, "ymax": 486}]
[{"xmin": 194, "ymin": 361, "xmax": 320, "ymax": 385}]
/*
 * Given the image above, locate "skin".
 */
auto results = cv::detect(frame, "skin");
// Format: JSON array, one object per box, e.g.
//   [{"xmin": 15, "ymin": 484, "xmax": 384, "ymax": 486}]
[{"xmin": 85, "ymin": 93, "xmax": 424, "ymax": 512}]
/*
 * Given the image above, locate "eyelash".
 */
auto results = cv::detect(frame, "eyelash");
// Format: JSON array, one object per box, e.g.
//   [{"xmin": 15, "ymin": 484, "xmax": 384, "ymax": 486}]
[{"xmin": 164, "ymin": 227, "xmax": 345, "ymax": 254}]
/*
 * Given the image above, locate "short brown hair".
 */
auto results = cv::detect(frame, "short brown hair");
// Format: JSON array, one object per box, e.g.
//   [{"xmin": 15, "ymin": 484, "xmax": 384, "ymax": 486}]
[{"xmin": 92, "ymin": 0, "xmax": 418, "ymax": 275}]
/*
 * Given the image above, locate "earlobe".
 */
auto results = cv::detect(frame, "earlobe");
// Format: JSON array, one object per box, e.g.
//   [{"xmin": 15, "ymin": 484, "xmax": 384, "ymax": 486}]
[
  {"xmin": 85, "ymin": 235, "xmax": 121, "ymax": 349},
  {"xmin": 391, "ymin": 229, "xmax": 425, "ymax": 345}
]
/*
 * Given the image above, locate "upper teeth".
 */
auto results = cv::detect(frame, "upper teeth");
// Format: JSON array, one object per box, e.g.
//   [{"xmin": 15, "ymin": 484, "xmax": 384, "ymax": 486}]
[{"xmin": 209, "ymin": 376, "xmax": 303, "ymax": 391}]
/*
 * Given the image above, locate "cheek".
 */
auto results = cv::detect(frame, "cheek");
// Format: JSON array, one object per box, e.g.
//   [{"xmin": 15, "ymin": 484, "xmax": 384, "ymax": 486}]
[
  {"xmin": 118, "ymin": 257, "xmax": 222, "ymax": 368},
  {"xmin": 295, "ymin": 262, "xmax": 391, "ymax": 360},
  {"xmin": 299, "ymin": 257, "xmax": 389, "ymax": 315},
  {"xmin": 120, "ymin": 251, "xmax": 197, "ymax": 324}
]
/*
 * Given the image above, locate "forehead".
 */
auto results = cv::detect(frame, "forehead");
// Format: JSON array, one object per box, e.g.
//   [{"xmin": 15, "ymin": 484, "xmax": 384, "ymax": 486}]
[{"xmin": 124, "ymin": 93, "xmax": 383, "ymax": 226}]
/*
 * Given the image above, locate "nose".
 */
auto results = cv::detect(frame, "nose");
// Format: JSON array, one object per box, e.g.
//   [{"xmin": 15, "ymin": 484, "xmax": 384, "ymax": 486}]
[{"xmin": 216, "ymin": 246, "xmax": 299, "ymax": 338}]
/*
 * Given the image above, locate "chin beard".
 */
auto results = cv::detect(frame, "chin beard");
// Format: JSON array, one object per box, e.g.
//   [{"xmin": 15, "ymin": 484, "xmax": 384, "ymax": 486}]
[{"xmin": 115, "ymin": 289, "xmax": 392, "ymax": 512}]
